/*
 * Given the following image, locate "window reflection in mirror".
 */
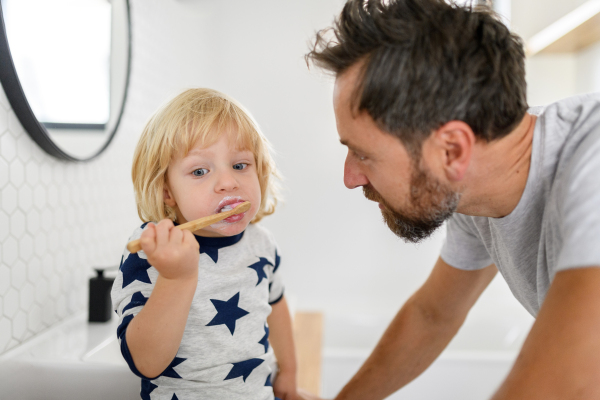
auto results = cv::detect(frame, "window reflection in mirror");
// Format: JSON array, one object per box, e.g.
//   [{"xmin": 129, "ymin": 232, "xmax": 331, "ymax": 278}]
[{"xmin": 0, "ymin": 0, "xmax": 130, "ymax": 160}]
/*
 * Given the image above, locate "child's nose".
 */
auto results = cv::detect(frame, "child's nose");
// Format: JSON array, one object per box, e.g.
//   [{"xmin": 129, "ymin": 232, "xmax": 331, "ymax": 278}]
[{"xmin": 215, "ymin": 170, "xmax": 239, "ymax": 192}]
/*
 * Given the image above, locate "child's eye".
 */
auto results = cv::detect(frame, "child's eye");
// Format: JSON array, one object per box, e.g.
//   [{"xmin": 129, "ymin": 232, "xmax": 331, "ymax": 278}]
[
  {"xmin": 192, "ymin": 168, "xmax": 209, "ymax": 177},
  {"xmin": 233, "ymin": 163, "xmax": 248, "ymax": 171}
]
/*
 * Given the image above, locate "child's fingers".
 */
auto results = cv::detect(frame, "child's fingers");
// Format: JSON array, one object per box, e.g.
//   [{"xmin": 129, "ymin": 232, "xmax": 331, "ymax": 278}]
[
  {"xmin": 169, "ymin": 224, "xmax": 183, "ymax": 244},
  {"xmin": 182, "ymin": 230, "xmax": 199, "ymax": 250},
  {"xmin": 155, "ymin": 219, "xmax": 173, "ymax": 247},
  {"xmin": 140, "ymin": 223, "xmax": 157, "ymax": 254}
]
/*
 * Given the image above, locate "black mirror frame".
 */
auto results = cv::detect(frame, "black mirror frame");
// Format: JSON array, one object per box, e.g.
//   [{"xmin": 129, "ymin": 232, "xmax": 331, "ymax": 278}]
[{"xmin": 0, "ymin": 0, "xmax": 132, "ymax": 162}]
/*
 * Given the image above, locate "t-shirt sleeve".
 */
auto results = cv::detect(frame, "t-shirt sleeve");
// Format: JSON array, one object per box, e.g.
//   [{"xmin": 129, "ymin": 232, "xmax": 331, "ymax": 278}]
[
  {"xmin": 556, "ymin": 129, "xmax": 600, "ymax": 273},
  {"xmin": 440, "ymin": 213, "xmax": 494, "ymax": 270},
  {"xmin": 111, "ymin": 224, "xmax": 159, "ymax": 379},
  {"xmin": 267, "ymin": 245, "xmax": 284, "ymax": 305}
]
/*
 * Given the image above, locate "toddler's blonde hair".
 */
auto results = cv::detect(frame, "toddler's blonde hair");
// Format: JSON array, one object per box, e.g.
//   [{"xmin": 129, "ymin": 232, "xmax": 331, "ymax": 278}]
[{"xmin": 132, "ymin": 88, "xmax": 281, "ymax": 224}]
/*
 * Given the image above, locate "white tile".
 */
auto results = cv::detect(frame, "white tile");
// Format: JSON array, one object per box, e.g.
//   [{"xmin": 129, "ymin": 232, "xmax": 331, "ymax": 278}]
[
  {"xmin": 0, "ymin": 108, "xmax": 7, "ymax": 133},
  {"xmin": 55, "ymin": 294, "xmax": 66, "ymax": 319},
  {"xmin": 42, "ymin": 254, "xmax": 54, "ymax": 279},
  {"xmin": 9, "ymin": 159, "xmax": 24, "ymax": 187},
  {"xmin": 54, "ymin": 251, "xmax": 66, "ymax": 275},
  {"xmin": 2, "ymin": 236, "xmax": 18, "ymax": 265},
  {"xmin": 26, "ymin": 208, "xmax": 40, "ymax": 234},
  {"xmin": 41, "ymin": 300, "xmax": 56, "ymax": 327},
  {"xmin": 18, "ymin": 185, "xmax": 33, "ymax": 212},
  {"xmin": 47, "ymin": 231, "xmax": 59, "ymax": 254},
  {"xmin": 0, "ymin": 88, "xmax": 9, "ymax": 111},
  {"xmin": 0, "ymin": 265, "xmax": 10, "ymax": 295},
  {"xmin": 10, "ymin": 260, "xmax": 26, "ymax": 289},
  {"xmin": 20, "ymin": 282, "xmax": 35, "ymax": 312},
  {"xmin": 27, "ymin": 304, "xmax": 42, "ymax": 333},
  {"xmin": 34, "ymin": 232, "xmax": 47, "ymax": 258},
  {"xmin": 52, "ymin": 162, "xmax": 65, "ymax": 185},
  {"xmin": 0, "ymin": 318, "xmax": 11, "ymax": 352},
  {"xmin": 0, "ymin": 132, "xmax": 17, "ymax": 162},
  {"xmin": 26, "ymin": 256, "xmax": 41, "ymax": 284},
  {"xmin": 12, "ymin": 310, "xmax": 27, "ymax": 340},
  {"xmin": 33, "ymin": 184, "xmax": 46, "ymax": 210},
  {"xmin": 16, "ymin": 135, "xmax": 32, "ymax": 162},
  {"xmin": 1, "ymin": 184, "xmax": 17, "ymax": 214},
  {"xmin": 25, "ymin": 161, "xmax": 39, "ymax": 186},
  {"xmin": 39, "ymin": 161, "xmax": 52, "ymax": 186},
  {"xmin": 9, "ymin": 210, "xmax": 26, "ymax": 239},
  {"xmin": 0, "ymin": 158, "xmax": 8, "ymax": 188},
  {"xmin": 47, "ymin": 185, "xmax": 58, "ymax": 208},
  {"xmin": 3, "ymin": 287, "xmax": 19, "ymax": 318},
  {"xmin": 34, "ymin": 278, "xmax": 48, "ymax": 305},
  {"xmin": 41, "ymin": 208, "xmax": 53, "ymax": 232},
  {"xmin": 5, "ymin": 339, "xmax": 19, "ymax": 352},
  {"xmin": 49, "ymin": 276, "xmax": 60, "ymax": 299},
  {"xmin": 19, "ymin": 234, "xmax": 33, "ymax": 262},
  {"xmin": 59, "ymin": 184, "xmax": 71, "ymax": 207},
  {"xmin": 7, "ymin": 111, "xmax": 24, "ymax": 136},
  {"xmin": 0, "ymin": 211, "xmax": 8, "ymax": 241}
]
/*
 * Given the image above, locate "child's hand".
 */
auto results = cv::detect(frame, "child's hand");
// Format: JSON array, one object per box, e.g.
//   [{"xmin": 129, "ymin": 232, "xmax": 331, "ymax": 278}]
[
  {"xmin": 273, "ymin": 369, "xmax": 299, "ymax": 400},
  {"xmin": 140, "ymin": 219, "xmax": 200, "ymax": 281}
]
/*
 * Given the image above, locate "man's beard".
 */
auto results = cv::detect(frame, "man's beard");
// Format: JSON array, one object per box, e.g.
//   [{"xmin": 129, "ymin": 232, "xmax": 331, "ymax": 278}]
[{"xmin": 363, "ymin": 163, "xmax": 460, "ymax": 243}]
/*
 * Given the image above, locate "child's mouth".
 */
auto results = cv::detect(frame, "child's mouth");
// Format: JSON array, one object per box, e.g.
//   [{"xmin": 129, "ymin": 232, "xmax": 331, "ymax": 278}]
[{"xmin": 214, "ymin": 198, "xmax": 247, "ymax": 224}]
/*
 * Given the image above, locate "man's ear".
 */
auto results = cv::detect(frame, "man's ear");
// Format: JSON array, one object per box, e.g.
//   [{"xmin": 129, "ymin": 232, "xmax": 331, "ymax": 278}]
[
  {"xmin": 163, "ymin": 183, "xmax": 177, "ymax": 207},
  {"xmin": 432, "ymin": 121, "xmax": 475, "ymax": 182}
]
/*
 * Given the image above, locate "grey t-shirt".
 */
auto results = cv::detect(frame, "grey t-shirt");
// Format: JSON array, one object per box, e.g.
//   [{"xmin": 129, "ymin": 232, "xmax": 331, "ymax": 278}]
[{"xmin": 441, "ymin": 93, "xmax": 600, "ymax": 316}]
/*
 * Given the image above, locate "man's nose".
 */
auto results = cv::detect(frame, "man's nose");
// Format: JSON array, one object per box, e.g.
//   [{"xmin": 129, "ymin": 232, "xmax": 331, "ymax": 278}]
[
  {"xmin": 343, "ymin": 154, "xmax": 369, "ymax": 189},
  {"xmin": 215, "ymin": 170, "xmax": 239, "ymax": 192}
]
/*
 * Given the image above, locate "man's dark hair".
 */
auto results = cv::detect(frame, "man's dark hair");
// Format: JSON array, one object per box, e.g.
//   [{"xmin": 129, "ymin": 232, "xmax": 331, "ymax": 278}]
[{"xmin": 306, "ymin": 0, "xmax": 528, "ymax": 154}]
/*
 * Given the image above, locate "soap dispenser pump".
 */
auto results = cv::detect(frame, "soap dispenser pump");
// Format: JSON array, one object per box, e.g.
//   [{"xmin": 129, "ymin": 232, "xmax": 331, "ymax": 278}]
[{"xmin": 89, "ymin": 267, "xmax": 116, "ymax": 322}]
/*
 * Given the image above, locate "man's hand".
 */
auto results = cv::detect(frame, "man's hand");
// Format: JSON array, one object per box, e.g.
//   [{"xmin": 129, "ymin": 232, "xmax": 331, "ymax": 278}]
[{"xmin": 140, "ymin": 219, "xmax": 199, "ymax": 281}]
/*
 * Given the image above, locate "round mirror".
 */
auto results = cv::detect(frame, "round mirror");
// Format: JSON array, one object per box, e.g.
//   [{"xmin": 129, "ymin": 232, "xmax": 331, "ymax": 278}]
[{"xmin": 0, "ymin": 0, "xmax": 131, "ymax": 161}]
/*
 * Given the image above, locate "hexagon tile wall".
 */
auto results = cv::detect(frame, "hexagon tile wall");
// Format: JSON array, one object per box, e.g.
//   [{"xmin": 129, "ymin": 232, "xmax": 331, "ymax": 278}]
[{"xmin": 0, "ymin": 0, "xmax": 178, "ymax": 355}]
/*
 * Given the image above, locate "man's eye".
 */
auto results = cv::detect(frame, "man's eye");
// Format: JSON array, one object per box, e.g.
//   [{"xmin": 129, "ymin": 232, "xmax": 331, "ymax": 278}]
[
  {"xmin": 353, "ymin": 151, "xmax": 366, "ymax": 161},
  {"xmin": 233, "ymin": 163, "xmax": 248, "ymax": 170},
  {"xmin": 192, "ymin": 168, "xmax": 209, "ymax": 176}
]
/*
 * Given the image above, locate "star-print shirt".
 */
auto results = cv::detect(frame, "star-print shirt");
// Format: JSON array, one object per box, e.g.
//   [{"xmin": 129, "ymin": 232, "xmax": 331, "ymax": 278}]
[{"xmin": 111, "ymin": 222, "xmax": 285, "ymax": 400}]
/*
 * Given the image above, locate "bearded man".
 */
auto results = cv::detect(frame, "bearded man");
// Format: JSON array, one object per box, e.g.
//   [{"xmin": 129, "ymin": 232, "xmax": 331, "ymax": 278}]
[{"xmin": 301, "ymin": 0, "xmax": 600, "ymax": 399}]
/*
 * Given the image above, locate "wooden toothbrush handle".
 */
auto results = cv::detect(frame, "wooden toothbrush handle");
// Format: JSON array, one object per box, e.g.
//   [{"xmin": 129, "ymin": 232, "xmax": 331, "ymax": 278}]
[{"xmin": 126, "ymin": 201, "xmax": 251, "ymax": 253}]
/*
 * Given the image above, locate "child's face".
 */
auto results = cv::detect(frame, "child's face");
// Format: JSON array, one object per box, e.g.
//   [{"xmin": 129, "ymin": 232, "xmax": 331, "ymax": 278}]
[{"xmin": 163, "ymin": 129, "xmax": 262, "ymax": 237}]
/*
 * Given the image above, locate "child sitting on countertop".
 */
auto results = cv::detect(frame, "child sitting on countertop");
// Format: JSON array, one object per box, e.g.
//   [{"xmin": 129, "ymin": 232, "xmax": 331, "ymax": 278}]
[{"xmin": 111, "ymin": 88, "xmax": 297, "ymax": 400}]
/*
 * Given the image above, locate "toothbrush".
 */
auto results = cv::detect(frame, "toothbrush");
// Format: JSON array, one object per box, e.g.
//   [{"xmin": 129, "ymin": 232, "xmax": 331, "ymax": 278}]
[{"xmin": 126, "ymin": 201, "xmax": 251, "ymax": 253}]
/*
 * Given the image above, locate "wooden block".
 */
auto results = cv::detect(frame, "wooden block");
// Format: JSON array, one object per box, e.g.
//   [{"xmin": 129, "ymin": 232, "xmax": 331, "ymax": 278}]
[{"xmin": 293, "ymin": 311, "xmax": 323, "ymax": 396}]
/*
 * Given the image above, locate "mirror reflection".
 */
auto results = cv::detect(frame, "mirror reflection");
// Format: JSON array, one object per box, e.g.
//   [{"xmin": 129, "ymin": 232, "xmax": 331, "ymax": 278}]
[{"xmin": 0, "ymin": 0, "xmax": 130, "ymax": 160}]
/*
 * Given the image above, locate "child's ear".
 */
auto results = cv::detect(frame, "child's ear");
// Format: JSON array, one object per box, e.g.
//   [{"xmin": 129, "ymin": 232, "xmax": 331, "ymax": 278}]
[{"xmin": 163, "ymin": 184, "xmax": 177, "ymax": 207}]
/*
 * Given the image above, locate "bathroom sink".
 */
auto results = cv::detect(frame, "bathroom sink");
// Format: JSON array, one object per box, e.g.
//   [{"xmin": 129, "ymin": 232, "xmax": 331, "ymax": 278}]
[{"xmin": 0, "ymin": 312, "xmax": 139, "ymax": 400}]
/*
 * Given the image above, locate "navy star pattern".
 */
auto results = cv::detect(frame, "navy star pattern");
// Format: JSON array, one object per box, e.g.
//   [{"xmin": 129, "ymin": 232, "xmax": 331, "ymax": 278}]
[
  {"xmin": 171, "ymin": 394, "xmax": 179, "ymax": 400},
  {"xmin": 265, "ymin": 373, "xmax": 272, "ymax": 387},
  {"xmin": 258, "ymin": 324, "xmax": 269, "ymax": 353},
  {"xmin": 206, "ymin": 292, "xmax": 249, "ymax": 335},
  {"xmin": 161, "ymin": 357, "xmax": 186, "ymax": 379},
  {"xmin": 201, "ymin": 246, "xmax": 220, "ymax": 264},
  {"xmin": 121, "ymin": 252, "xmax": 152, "ymax": 288},
  {"xmin": 247, "ymin": 257, "xmax": 272, "ymax": 286},
  {"xmin": 224, "ymin": 358, "xmax": 264, "ymax": 382},
  {"xmin": 117, "ymin": 314, "xmax": 133, "ymax": 339},
  {"xmin": 274, "ymin": 250, "xmax": 281, "ymax": 272},
  {"xmin": 123, "ymin": 292, "xmax": 148, "ymax": 313},
  {"xmin": 141, "ymin": 379, "xmax": 157, "ymax": 400}
]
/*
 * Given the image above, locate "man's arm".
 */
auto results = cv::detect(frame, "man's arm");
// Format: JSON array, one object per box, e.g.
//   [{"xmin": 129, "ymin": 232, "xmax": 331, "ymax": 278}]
[
  {"xmin": 492, "ymin": 267, "xmax": 600, "ymax": 400},
  {"xmin": 334, "ymin": 257, "xmax": 497, "ymax": 400}
]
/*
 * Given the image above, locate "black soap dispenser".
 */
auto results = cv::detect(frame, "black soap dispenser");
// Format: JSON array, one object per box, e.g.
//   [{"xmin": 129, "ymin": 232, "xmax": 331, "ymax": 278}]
[{"xmin": 89, "ymin": 267, "xmax": 116, "ymax": 322}]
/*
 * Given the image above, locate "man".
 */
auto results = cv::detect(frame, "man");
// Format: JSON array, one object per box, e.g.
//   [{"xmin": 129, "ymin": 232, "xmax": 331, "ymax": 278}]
[{"xmin": 301, "ymin": 0, "xmax": 600, "ymax": 399}]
